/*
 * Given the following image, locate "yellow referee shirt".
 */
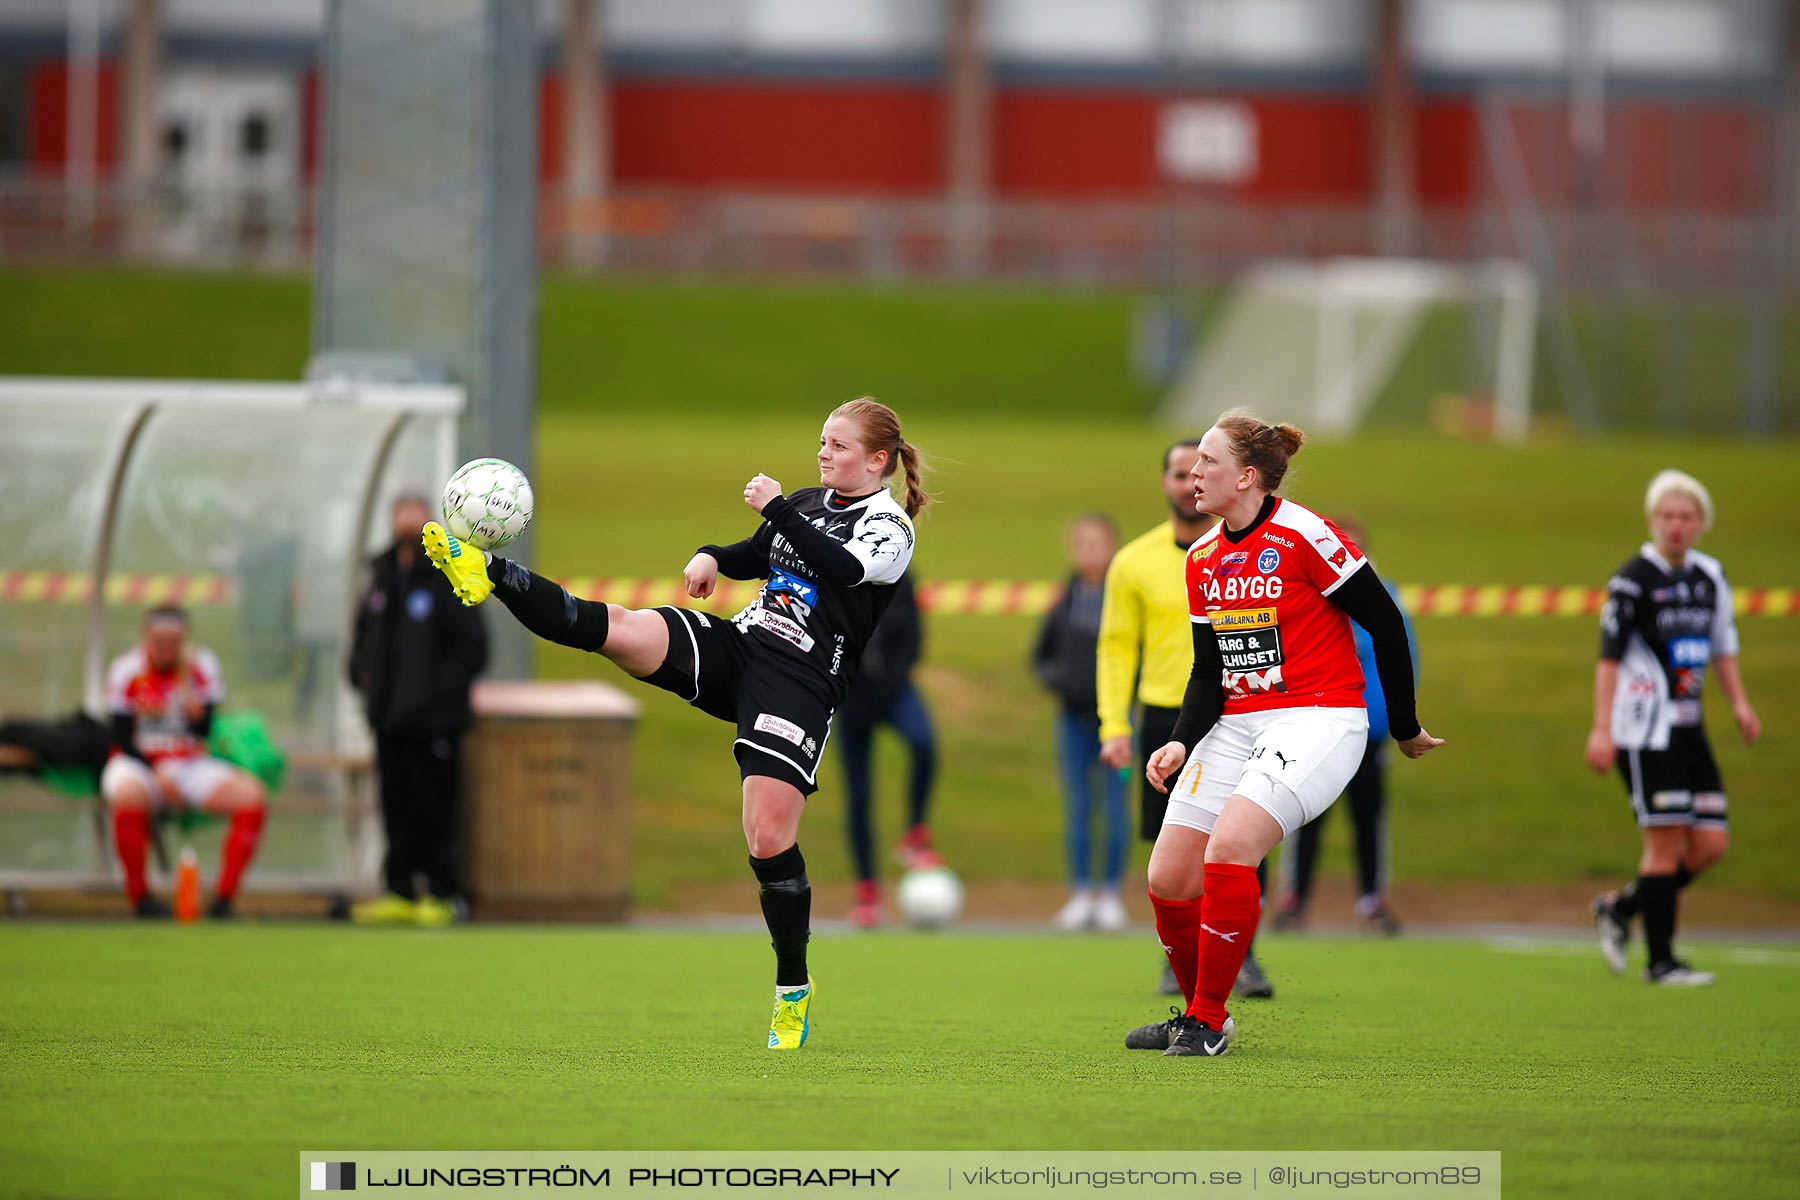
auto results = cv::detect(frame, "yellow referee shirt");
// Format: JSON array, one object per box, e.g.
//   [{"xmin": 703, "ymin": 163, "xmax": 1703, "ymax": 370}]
[{"xmin": 1097, "ymin": 519, "xmax": 1198, "ymax": 742}]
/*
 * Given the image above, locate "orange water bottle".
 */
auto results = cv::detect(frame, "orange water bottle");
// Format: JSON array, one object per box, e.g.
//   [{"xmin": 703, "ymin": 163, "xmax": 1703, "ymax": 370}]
[{"xmin": 174, "ymin": 847, "xmax": 202, "ymax": 923}]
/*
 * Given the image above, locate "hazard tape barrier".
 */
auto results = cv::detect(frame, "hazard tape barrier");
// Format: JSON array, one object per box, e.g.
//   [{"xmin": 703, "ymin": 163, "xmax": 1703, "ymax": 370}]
[{"xmin": 4, "ymin": 571, "xmax": 1797, "ymax": 618}]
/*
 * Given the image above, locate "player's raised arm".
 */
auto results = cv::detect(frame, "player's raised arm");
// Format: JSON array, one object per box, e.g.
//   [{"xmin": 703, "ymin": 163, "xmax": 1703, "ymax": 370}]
[{"xmin": 692, "ymin": 523, "xmax": 777, "ymax": 597}]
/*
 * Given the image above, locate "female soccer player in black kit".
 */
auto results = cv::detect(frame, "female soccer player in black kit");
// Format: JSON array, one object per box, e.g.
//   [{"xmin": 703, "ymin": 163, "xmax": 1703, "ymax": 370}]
[
  {"xmin": 1587, "ymin": 470, "xmax": 1759, "ymax": 986},
  {"xmin": 422, "ymin": 398, "xmax": 926, "ymax": 1049}
]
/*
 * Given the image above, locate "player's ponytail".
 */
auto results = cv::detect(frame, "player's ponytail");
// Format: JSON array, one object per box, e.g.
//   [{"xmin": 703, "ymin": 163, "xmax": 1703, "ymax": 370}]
[
  {"xmin": 1214, "ymin": 408, "xmax": 1305, "ymax": 494},
  {"xmin": 831, "ymin": 396, "xmax": 933, "ymax": 519},
  {"xmin": 895, "ymin": 438, "xmax": 930, "ymax": 519}
]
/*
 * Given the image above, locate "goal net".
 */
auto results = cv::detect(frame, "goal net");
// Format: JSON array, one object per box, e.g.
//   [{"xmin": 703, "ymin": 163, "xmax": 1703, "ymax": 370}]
[
  {"xmin": 1160, "ymin": 258, "xmax": 1539, "ymax": 442},
  {"xmin": 0, "ymin": 376, "xmax": 461, "ymax": 894}
]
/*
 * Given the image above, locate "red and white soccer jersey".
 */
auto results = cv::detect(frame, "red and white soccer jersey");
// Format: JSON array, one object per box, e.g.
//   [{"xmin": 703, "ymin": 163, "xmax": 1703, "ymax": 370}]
[
  {"xmin": 104, "ymin": 646, "xmax": 226, "ymax": 764},
  {"xmin": 1185, "ymin": 498, "xmax": 1367, "ymax": 714}
]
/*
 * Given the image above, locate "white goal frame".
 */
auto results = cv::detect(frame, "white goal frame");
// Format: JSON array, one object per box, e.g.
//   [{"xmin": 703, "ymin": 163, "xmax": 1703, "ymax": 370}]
[{"xmin": 1161, "ymin": 258, "xmax": 1539, "ymax": 443}]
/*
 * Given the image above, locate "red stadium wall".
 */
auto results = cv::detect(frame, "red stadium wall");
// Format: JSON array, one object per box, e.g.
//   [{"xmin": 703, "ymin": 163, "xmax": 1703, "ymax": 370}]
[
  {"xmin": 16, "ymin": 57, "xmax": 1769, "ymax": 216},
  {"xmin": 992, "ymin": 89, "xmax": 1371, "ymax": 202},
  {"xmin": 25, "ymin": 61, "xmax": 122, "ymax": 179}
]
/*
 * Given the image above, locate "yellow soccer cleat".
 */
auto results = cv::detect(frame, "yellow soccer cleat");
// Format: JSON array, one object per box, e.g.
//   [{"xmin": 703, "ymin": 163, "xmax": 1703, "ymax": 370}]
[
  {"xmin": 422, "ymin": 521, "xmax": 493, "ymax": 606},
  {"xmin": 350, "ymin": 893, "xmax": 418, "ymax": 925},
  {"xmin": 413, "ymin": 896, "xmax": 457, "ymax": 928},
  {"xmin": 766, "ymin": 977, "xmax": 815, "ymax": 1050}
]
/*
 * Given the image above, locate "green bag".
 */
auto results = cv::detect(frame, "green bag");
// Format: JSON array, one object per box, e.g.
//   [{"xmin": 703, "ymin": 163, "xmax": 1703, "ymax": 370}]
[
  {"xmin": 207, "ymin": 710, "xmax": 287, "ymax": 793},
  {"xmin": 36, "ymin": 763, "xmax": 99, "ymax": 797}
]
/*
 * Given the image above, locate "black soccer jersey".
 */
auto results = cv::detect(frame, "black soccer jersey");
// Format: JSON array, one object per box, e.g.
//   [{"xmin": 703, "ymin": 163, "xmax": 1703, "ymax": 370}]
[
  {"xmin": 699, "ymin": 486, "xmax": 916, "ymax": 706},
  {"xmin": 1600, "ymin": 543, "xmax": 1739, "ymax": 751}
]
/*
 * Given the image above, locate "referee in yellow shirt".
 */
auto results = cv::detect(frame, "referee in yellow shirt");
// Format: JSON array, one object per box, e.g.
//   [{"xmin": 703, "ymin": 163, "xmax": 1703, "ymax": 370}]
[{"xmin": 1097, "ymin": 439, "xmax": 1273, "ymax": 999}]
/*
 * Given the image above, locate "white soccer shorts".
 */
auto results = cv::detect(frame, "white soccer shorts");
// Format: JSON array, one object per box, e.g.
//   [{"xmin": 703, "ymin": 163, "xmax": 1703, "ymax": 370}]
[
  {"xmin": 1163, "ymin": 707, "xmax": 1370, "ymax": 838},
  {"xmin": 100, "ymin": 755, "xmax": 240, "ymax": 810}
]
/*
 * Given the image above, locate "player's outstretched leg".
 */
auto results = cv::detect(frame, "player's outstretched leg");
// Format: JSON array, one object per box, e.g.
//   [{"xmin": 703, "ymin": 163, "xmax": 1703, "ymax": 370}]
[{"xmin": 424, "ymin": 523, "xmax": 672, "ymax": 679}]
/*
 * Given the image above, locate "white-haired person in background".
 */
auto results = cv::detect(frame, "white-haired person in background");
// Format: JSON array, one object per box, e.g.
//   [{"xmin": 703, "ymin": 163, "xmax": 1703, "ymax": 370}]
[{"xmin": 1587, "ymin": 470, "xmax": 1760, "ymax": 986}]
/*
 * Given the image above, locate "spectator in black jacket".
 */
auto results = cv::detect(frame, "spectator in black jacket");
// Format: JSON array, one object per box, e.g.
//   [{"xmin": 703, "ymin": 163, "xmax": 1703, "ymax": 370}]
[
  {"xmin": 1033, "ymin": 514, "xmax": 1129, "ymax": 931},
  {"xmin": 348, "ymin": 492, "xmax": 489, "ymax": 927},
  {"xmin": 836, "ymin": 572, "xmax": 939, "ymax": 927}
]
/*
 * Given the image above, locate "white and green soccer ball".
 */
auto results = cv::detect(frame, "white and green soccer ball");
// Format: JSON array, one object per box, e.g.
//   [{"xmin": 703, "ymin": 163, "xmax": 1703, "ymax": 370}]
[{"xmin": 441, "ymin": 457, "xmax": 534, "ymax": 550}]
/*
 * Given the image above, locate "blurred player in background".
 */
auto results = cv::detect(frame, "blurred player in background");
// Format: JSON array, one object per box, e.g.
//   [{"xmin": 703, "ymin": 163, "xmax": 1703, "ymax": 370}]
[
  {"xmin": 1587, "ymin": 470, "xmax": 1760, "ymax": 987},
  {"xmin": 102, "ymin": 607, "xmax": 267, "ymax": 918},
  {"xmin": 1274, "ymin": 514, "xmax": 1417, "ymax": 934},
  {"xmin": 1130, "ymin": 411, "xmax": 1440, "ymax": 1057},
  {"xmin": 349, "ymin": 492, "xmax": 489, "ymax": 928},
  {"xmin": 1099, "ymin": 441, "xmax": 1274, "ymax": 996},
  {"xmin": 1034, "ymin": 513, "xmax": 1130, "ymax": 930},
  {"xmin": 423, "ymin": 397, "xmax": 924, "ymax": 1050},
  {"xmin": 835, "ymin": 571, "xmax": 939, "ymax": 927}
]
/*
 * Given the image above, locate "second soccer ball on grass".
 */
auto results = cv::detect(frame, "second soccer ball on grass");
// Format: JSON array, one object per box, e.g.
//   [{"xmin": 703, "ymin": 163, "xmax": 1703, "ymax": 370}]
[{"xmin": 896, "ymin": 866, "xmax": 964, "ymax": 929}]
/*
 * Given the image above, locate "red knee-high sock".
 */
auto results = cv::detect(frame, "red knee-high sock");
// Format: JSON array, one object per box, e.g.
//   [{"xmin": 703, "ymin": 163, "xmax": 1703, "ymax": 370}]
[
  {"xmin": 1150, "ymin": 890, "xmax": 1204, "ymax": 1005},
  {"xmin": 215, "ymin": 807, "xmax": 266, "ymax": 901},
  {"xmin": 112, "ymin": 808, "xmax": 150, "ymax": 904},
  {"xmin": 1188, "ymin": 862, "xmax": 1261, "ymax": 1028}
]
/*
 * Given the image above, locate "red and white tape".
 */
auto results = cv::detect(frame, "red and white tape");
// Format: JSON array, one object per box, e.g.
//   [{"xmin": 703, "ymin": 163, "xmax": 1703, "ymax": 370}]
[{"xmin": 3, "ymin": 571, "xmax": 1795, "ymax": 618}]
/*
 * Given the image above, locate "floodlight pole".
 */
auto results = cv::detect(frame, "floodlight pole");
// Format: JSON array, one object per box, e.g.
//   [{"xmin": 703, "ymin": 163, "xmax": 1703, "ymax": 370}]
[{"xmin": 311, "ymin": 0, "xmax": 539, "ymax": 680}]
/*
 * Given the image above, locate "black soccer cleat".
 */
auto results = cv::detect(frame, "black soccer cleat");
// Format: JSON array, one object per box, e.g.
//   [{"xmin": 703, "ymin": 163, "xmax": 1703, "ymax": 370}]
[
  {"xmin": 1646, "ymin": 958, "xmax": 1715, "ymax": 987},
  {"xmin": 1233, "ymin": 954, "xmax": 1275, "ymax": 999},
  {"xmin": 1162, "ymin": 1013, "xmax": 1235, "ymax": 1057},
  {"xmin": 206, "ymin": 896, "xmax": 236, "ymax": 920},
  {"xmin": 132, "ymin": 895, "xmax": 171, "ymax": 919},
  {"xmin": 1126, "ymin": 1006, "xmax": 1186, "ymax": 1051}
]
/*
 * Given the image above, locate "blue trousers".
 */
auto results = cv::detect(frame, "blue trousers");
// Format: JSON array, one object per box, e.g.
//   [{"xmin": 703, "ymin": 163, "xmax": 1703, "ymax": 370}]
[
  {"xmin": 1057, "ymin": 710, "xmax": 1127, "ymax": 889},
  {"xmin": 837, "ymin": 681, "xmax": 937, "ymax": 884}
]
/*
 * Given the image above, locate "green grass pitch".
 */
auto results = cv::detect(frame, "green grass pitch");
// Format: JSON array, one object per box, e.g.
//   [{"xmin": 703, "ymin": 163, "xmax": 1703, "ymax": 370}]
[{"xmin": 1, "ymin": 923, "xmax": 1796, "ymax": 1199}]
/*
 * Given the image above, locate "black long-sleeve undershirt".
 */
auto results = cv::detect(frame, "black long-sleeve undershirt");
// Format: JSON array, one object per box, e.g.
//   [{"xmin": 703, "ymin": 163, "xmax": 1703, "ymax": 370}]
[
  {"xmin": 698, "ymin": 524, "xmax": 773, "ymax": 580},
  {"xmin": 1326, "ymin": 564, "xmax": 1421, "ymax": 741},
  {"xmin": 758, "ymin": 494, "xmax": 866, "ymax": 586},
  {"xmin": 1168, "ymin": 621, "xmax": 1227, "ymax": 752}
]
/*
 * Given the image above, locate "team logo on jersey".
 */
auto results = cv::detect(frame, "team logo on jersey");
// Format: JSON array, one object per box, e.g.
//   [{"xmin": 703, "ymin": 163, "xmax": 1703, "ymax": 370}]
[
  {"xmin": 767, "ymin": 568, "xmax": 817, "ymax": 605},
  {"xmin": 1256, "ymin": 548, "xmax": 1280, "ymax": 573},
  {"xmin": 1667, "ymin": 636, "xmax": 1710, "ymax": 668},
  {"xmin": 1313, "ymin": 537, "xmax": 1349, "ymax": 569}
]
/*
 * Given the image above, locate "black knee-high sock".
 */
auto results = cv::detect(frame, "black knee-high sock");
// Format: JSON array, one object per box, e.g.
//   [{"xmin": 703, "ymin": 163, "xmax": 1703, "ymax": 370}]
[
  {"xmin": 1615, "ymin": 864, "xmax": 1693, "ymax": 921},
  {"xmin": 485, "ymin": 557, "xmax": 610, "ymax": 651},
  {"xmin": 1637, "ymin": 874, "xmax": 1679, "ymax": 966},
  {"xmin": 750, "ymin": 844, "xmax": 811, "ymax": 988}
]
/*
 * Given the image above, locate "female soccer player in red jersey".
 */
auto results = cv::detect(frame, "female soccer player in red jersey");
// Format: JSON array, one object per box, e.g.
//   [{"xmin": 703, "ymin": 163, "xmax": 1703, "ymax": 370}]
[
  {"xmin": 1128, "ymin": 410, "xmax": 1442, "ymax": 1057},
  {"xmin": 423, "ymin": 398, "xmax": 926, "ymax": 1050}
]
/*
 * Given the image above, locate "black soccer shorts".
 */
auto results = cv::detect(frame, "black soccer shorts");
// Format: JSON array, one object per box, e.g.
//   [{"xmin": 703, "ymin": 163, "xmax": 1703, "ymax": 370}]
[
  {"xmin": 644, "ymin": 606, "xmax": 834, "ymax": 796},
  {"xmin": 1616, "ymin": 725, "xmax": 1728, "ymax": 830}
]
